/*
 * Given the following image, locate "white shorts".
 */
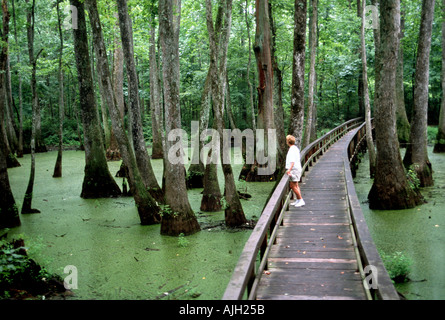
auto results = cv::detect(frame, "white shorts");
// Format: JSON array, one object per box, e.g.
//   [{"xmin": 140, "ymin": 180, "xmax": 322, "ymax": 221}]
[{"xmin": 288, "ymin": 168, "xmax": 301, "ymax": 182}]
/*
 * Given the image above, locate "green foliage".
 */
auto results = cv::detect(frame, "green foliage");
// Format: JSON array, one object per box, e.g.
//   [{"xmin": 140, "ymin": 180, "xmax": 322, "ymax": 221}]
[
  {"xmin": 22, "ymin": 116, "xmax": 83, "ymax": 149},
  {"xmin": 219, "ymin": 197, "xmax": 228, "ymax": 210},
  {"xmin": 380, "ymin": 251, "xmax": 413, "ymax": 283},
  {"xmin": 160, "ymin": 205, "xmax": 179, "ymax": 219},
  {"xmin": 0, "ymin": 240, "xmax": 53, "ymax": 298},
  {"xmin": 7, "ymin": 0, "xmax": 444, "ymax": 153},
  {"xmin": 186, "ymin": 170, "xmax": 204, "ymax": 181},
  {"xmin": 177, "ymin": 233, "xmax": 190, "ymax": 248},
  {"xmin": 0, "ymin": 242, "xmax": 29, "ymax": 285},
  {"xmin": 406, "ymin": 164, "xmax": 421, "ymax": 191},
  {"xmin": 427, "ymin": 126, "xmax": 438, "ymax": 145}
]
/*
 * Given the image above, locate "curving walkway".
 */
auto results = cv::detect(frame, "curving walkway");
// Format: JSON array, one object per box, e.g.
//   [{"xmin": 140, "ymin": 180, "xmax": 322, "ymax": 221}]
[{"xmin": 255, "ymin": 129, "xmax": 368, "ymax": 300}]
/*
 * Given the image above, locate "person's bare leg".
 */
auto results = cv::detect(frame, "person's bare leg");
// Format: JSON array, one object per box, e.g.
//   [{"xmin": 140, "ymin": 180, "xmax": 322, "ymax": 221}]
[
  {"xmin": 290, "ymin": 182, "xmax": 302, "ymax": 200},
  {"xmin": 294, "ymin": 182, "xmax": 302, "ymax": 200},
  {"xmin": 289, "ymin": 181, "xmax": 305, "ymax": 207}
]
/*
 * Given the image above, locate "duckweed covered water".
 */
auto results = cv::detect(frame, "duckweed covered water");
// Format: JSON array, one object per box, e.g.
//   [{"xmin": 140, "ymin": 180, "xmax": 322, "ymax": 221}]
[
  {"xmin": 5, "ymin": 150, "xmax": 275, "ymax": 300},
  {"xmin": 354, "ymin": 147, "xmax": 445, "ymax": 300}
]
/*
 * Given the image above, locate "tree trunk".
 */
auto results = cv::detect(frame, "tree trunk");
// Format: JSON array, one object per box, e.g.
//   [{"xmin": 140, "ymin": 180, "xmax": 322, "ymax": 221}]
[
  {"xmin": 200, "ymin": 148, "xmax": 222, "ymax": 212},
  {"xmin": 187, "ymin": 68, "xmax": 211, "ymax": 189},
  {"xmin": 71, "ymin": 0, "xmax": 121, "ymax": 199},
  {"xmin": 396, "ymin": 10, "xmax": 410, "ymax": 146},
  {"xmin": 206, "ymin": 0, "xmax": 247, "ymax": 227},
  {"xmin": 4, "ymin": 59, "xmax": 18, "ymax": 154},
  {"xmin": 99, "ymin": 76, "xmax": 112, "ymax": 152},
  {"xmin": 2, "ymin": 0, "xmax": 20, "ymax": 169},
  {"xmin": 0, "ymin": 0, "xmax": 20, "ymax": 228},
  {"xmin": 368, "ymin": 0, "xmax": 422, "ymax": 210},
  {"xmin": 74, "ymin": 105, "xmax": 84, "ymax": 151},
  {"xmin": 360, "ymin": 0, "xmax": 376, "ymax": 177},
  {"xmin": 12, "ymin": 0, "xmax": 23, "ymax": 159},
  {"xmin": 117, "ymin": 0, "xmax": 164, "ymax": 203},
  {"xmin": 254, "ymin": 0, "xmax": 274, "ymax": 134},
  {"xmin": 101, "ymin": 83, "xmax": 118, "ymax": 160},
  {"xmin": 109, "ymin": 19, "xmax": 125, "ymax": 162},
  {"xmin": 22, "ymin": 0, "xmax": 41, "ymax": 214},
  {"xmin": 403, "ymin": 0, "xmax": 435, "ymax": 187},
  {"xmin": 243, "ymin": 0, "xmax": 277, "ymax": 182},
  {"xmin": 149, "ymin": 18, "xmax": 164, "ymax": 160},
  {"xmin": 1, "ymin": 106, "xmax": 19, "ymax": 168},
  {"xmin": 303, "ymin": 0, "xmax": 318, "ymax": 149},
  {"xmin": 269, "ymin": 1, "xmax": 286, "ymax": 173},
  {"xmin": 244, "ymin": 0, "xmax": 256, "ymax": 131},
  {"xmin": 159, "ymin": 0, "xmax": 200, "ymax": 236},
  {"xmin": 113, "ymin": 20, "xmax": 125, "ymax": 130},
  {"xmin": 53, "ymin": 1, "xmax": 64, "ymax": 178},
  {"xmin": 435, "ymin": 0, "xmax": 445, "ymax": 153},
  {"xmin": 288, "ymin": 0, "xmax": 307, "ymax": 148},
  {"xmin": 310, "ymin": 72, "xmax": 319, "ymax": 141},
  {"xmin": 86, "ymin": 0, "xmax": 161, "ymax": 224},
  {"xmin": 371, "ymin": 0, "xmax": 381, "ymax": 120},
  {"xmin": 0, "ymin": 119, "xmax": 20, "ymax": 226}
]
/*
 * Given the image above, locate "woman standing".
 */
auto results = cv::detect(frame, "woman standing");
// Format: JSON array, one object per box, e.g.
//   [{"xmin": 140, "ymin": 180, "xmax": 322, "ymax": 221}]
[{"xmin": 286, "ymin": 135, "xmax": 305, "ymax": 207}]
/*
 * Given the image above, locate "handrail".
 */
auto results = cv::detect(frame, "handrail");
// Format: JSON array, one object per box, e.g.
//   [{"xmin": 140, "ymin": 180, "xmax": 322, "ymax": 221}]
[
  {"xmin": 300, "ymin": 118, "xmax": 363, "ymax": 179},
  {"xmin": 222, "ymin": 118, "xmax": 363, "ymax": 300},
  {"xmin": 343, "ymin": 123, "xmax": 400, "ymax": 300}
]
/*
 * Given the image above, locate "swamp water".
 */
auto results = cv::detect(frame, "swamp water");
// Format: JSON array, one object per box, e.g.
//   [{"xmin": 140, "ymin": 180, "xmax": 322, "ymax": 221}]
[
  {"xmin": 6, "ymin": 150, "xmax": 275, "ymax": 300},
  {"xmin": 354, "ymin": 147, "xmax": 445, "ymax": 300}
]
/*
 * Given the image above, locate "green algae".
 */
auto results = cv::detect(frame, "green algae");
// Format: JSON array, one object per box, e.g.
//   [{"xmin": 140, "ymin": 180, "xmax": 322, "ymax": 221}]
[
  {"xmin": 354, "ymin": 147, "xmax": 445, "ymax": 300},
  {"xmin": 5, "ymin": 150, "xmax": 274, "ymax": 300}
]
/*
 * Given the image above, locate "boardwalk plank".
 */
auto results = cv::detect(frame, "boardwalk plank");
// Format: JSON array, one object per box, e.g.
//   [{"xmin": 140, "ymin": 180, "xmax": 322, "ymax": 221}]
[
  {"xmin": 259, "ymin": 269, "xmax": 361, "ymax": 281},
  {"xmin": 273, "ymin": 240, "xmax": 354, "ymax": 251},
  {"xmin": 256, "ymin": 295, "xmax": 362, "ymax": 300},
  {"xmin": 268, "ymin": 248, "xmax": 357, "ymax": 260},
  {"xmin": 267, "ymin": 260, "xmax": 358, "ymax": 271},
  {"xmin": 256, "ymin": 282, "xmax": 366, "ymax": 300}
]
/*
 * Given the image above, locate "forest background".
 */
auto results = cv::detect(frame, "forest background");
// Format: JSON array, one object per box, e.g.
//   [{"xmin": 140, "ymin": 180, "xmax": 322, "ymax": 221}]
[{"xmin": 4, "ymin": 0, "xmax": 441, "ymax": 155}]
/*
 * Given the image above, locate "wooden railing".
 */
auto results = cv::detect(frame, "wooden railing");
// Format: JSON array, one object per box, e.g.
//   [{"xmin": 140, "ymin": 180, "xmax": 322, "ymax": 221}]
[
  {"xmin": 343, "ymin": 122, "xmax": 400, "ymax": 300},
  {"xmin": 222, "ymin": 118, "xmax": 364, "ymax": 300}
]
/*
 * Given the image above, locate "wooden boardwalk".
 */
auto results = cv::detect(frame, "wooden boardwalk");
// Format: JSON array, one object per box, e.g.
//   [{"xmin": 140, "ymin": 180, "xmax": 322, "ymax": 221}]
[{"xmin": 255, "ymin": 130, "xmax": 368, "ymax": 300}]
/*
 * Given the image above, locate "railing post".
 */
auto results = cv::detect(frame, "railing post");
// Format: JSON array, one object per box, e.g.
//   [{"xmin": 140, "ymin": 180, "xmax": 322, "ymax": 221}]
[
  {"xmin": 246, "ymin": 264, "xmax": 256, "ymax": 299},
  {"xmin": 260, "ymin": 234, "xmax": 268, "ymax": 270}
]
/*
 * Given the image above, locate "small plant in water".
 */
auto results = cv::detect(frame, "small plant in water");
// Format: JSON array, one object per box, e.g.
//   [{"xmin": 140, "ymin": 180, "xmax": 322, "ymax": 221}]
[
  {"xmin": 177, "ymin": 233, "xmax": 190, "ymax": 248},
  {"xmin": 380, "ymin": 251, "xmax": 412, "ymax": 283},
  {"xmin": 219, "ymin": 197, "xmax": 228, "ymax": 210},
  {"xmin": 406, "ymin": 164, "xmax": 421, "ymax": 191}
]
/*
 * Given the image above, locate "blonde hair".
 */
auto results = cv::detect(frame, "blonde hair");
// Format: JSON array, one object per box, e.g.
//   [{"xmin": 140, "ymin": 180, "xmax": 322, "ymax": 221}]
[{"xmin": 286, "ymin": 135, "xmax": 296, "ymax": 145}]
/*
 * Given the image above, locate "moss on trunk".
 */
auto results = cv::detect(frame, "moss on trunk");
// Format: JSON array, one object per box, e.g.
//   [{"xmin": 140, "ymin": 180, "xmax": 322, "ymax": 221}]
[
  {"xmin": 368, "ymin": 181, "xmax": 422, "ymax": 210},
  {"xmin": 160, "ymin": 209, "xmax": 201, "ymax": 236},
  {"xmin": 200, "ymin": 162, "xmax": 221, "ymax": 212}
]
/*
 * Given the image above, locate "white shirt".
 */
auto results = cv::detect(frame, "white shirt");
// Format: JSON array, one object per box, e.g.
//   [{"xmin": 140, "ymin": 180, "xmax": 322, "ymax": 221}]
[{"xmin": 286, "ymin": 145, "xmax": 302, "ymax": 172}]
